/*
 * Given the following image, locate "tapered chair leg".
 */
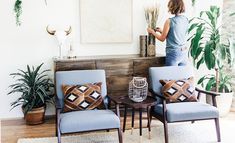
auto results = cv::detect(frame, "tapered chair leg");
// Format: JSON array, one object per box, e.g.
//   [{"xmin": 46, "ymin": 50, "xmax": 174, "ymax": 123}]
[
  {"xmin": 123, "ymin": 106, "xmax": 127, "ymax": 132},
  {"xmin": 131, "ymin": 108, "xmax": 135, "ymax": 135},
  {"xmin": 118, "ymin": 128, "xmax": 123, "ymax": 143},
  {"xmin": 215, "ymin": 118, "xmax": 221, "ymax": 142},
  {"xmin": 147, "ymin": 107, "xmax": 152, "ymax": 139},
  {"xmin": 57, "ymin": 131, "xmax": 61, "ymax": 143},
  {"xmin": 163, "ymin": 120, "xmax": 169, "ymax": 143}
]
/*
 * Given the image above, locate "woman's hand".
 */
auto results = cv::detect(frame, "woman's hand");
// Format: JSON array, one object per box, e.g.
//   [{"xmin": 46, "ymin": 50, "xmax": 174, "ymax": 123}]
[
  {"xmin": 147, "ymin": 28, "xmax": 155, "ymax": 34},
  {"xmin": 155, "ymin": 27, "xmax": 163, "ymax": 34}
]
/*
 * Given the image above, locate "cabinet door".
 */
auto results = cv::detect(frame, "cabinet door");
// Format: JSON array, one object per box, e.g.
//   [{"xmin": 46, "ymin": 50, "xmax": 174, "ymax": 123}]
[
  {"xmin": 107, "ymin": 75, "xmax": 132, "ymax": 95},
  {"xmin": 133, "ymin": 58, "xmax": 165, "ymax": 77},
  {"xmin": 97, "ymin": 59, "xmax": 133, "ymax": 96}
]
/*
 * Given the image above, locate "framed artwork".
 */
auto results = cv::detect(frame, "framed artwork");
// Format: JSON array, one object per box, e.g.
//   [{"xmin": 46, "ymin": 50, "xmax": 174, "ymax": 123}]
[{"xmin": 80, "ymin": 0, "xmax": 133, "ymax": 43}]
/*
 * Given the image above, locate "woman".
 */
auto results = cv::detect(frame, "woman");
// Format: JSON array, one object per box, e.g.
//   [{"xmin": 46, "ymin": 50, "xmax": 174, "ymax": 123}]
[{"xmin": 147, "ymin": 0, "xmax": 189, "ymax": 66}]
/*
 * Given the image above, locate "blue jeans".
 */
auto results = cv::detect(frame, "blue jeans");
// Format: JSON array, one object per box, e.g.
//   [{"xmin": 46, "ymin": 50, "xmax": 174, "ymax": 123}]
[{"xmin": 165, "ymin": 49, "xmax": 188, "ymax": 66}]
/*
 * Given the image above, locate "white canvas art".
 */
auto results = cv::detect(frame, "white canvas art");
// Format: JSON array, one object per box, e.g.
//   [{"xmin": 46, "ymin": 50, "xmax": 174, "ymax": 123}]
[{"xmin": 80, "ymin": 0, "xmax": 133, "ymax": 43}]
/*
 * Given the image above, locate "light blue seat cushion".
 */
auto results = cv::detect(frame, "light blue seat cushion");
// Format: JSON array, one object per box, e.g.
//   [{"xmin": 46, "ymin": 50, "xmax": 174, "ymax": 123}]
[
  {"xmin": 60, "ymin": 110, "xmax": 120, "ymax": 134},
  {"xmin": 154, "ymin": 102, "xmax": 219, "ymax": 122}
]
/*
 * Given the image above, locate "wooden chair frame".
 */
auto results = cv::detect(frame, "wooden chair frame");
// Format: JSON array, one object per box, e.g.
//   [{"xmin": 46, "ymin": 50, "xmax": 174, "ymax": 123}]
[
  {"xmin": 55, "ymin": 96, "xmax": 123, "ymax": 143},
  {"xmin": 149, "ymin": 87, "xmax": 221, "ymax": 143}
]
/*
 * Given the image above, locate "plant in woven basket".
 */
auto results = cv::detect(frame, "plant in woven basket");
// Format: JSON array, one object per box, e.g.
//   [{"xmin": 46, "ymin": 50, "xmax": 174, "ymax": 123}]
[{"xmin": 8, "ymin": 63, "xmax": 54, "ymax": 124}]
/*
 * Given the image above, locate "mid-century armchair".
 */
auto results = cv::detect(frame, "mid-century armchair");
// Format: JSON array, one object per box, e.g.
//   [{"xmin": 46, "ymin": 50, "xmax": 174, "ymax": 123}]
[
  {"xmin": 149, "ymin": 66, "xmax": 221, "ymax": 143},
  {"xmin": 55, "ymin": 70, "xmax": 122, "ymax": 143}
]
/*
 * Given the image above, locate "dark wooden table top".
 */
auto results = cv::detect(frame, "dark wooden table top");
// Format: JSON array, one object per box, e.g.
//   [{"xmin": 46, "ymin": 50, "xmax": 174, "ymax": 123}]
[{"xmin": 108, "ymin": 95, "xmax": 157, "ymax": 109}]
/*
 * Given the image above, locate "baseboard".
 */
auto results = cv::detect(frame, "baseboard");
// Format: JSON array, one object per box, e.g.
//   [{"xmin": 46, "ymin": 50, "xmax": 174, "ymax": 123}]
[{"xmin": 0, "ymin": 115, "xmax": 55, "ymax": 121}]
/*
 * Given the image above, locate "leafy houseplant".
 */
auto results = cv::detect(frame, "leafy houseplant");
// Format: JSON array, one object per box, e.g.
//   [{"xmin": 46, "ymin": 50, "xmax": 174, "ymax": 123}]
[
  {"xmin": 198, "ymin": 70, "xmax": 234, "ymax": 93},
  {"xmin": 14, "ymin": 0, "xmax": 22, "ymax": 26},
  {"xmin": 192, "ymin": 0, "xmax": 196, "ymax": 6},
  {"xmin": 8, "ymin": 63, "xmax": 54, "ymax": 124},
  {"xmin": 188, "ymin": 6, "xmax": 232, "ymax": 92},
  {"xmin": 13, "ymin": 0, "xmax": 47, "ymax": 26},
  {"xmin": 188, "ymin": 6, "xmax": 235, "ymax": 116}
]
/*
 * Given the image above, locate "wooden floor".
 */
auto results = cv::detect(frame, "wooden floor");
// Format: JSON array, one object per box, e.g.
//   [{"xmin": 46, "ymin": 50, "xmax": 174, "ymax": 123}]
[
  {"xmin": 2, "ymin": 112, "xmax": 235, "ymax": 143},
  {"xmin": 1, "ymin": 111, "xmax": 153, "ymax": 143}
]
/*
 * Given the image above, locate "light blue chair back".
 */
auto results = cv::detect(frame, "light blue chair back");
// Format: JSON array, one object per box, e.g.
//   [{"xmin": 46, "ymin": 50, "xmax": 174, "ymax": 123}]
[
  {"xmin": 149, "ymin": 66, "xmax": 194, "ymax": 97},
  {"xmin": 56, "ymin": 70, "xmax": 107, "ymax": 108}
]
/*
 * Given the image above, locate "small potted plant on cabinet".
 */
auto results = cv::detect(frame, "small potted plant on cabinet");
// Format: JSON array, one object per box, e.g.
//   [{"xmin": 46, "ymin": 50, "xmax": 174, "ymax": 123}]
[
  {"xmin": 188, "ymin": 6, "xmax": 235, "ymax": 116},
  {"xmin": 8, "ymin": 63, "xmax": 54, "ymax": 124}
]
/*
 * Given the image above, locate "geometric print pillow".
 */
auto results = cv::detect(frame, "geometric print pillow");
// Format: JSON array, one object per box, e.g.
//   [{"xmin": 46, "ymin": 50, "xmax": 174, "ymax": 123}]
[
  {"xmin": 159, "ymin": 77, "xmax": 198, "ymax": 103},
  {"xmin": 62, "ymin": 82, "xmax": 104, "ymax": 113}
]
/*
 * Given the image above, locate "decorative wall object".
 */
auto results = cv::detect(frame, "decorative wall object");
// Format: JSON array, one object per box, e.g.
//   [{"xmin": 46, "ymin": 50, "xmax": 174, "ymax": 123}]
[
  {"xmin": 144, "ymin": 1, "xmax": 160, "ymax": 57},
  {"xmin": 46, "ymin": 26, "xmax": 72, "ymax": 59},
  {"xmin": 80, "ymin": 0, "xmax": 133, "ymax": 43},
  {"xmin": 139, "ymin": 35, "xmax": 147, "ymax": 57}
]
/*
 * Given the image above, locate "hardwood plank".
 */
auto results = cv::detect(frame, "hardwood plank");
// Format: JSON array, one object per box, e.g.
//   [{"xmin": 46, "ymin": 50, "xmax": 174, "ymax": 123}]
[
  {"xmin": 1, "ymin": 112, "xmax": 153, "ymax": 143},
  {"xmin": 133, "ymin": 58, "xmax": 164, "ymax": 77},
  {"xmin": 2, "ymin": 112, "xmax": 235, "ymax": 143},
  {"xmin": 55, "ymin": 61, "xmax": 96, "ymax": 71},
  {"xmin": 96, "ymin": 59, "xmax": 133, "ymax": 76},
  {"xmin": 107, "ymin": 76, "xmax": 132, "ymax": 92}
]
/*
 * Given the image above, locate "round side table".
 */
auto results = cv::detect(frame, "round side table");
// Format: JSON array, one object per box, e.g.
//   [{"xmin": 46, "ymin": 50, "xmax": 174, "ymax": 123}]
[{"xmin": 121, "ymin": 96, "xmax": 157, "ymax": 143}]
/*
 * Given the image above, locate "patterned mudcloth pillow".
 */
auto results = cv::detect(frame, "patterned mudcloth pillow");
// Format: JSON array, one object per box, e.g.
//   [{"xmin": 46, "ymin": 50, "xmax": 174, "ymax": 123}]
[
  {"xmin": 62, "ymin": 82, "xmax": 104, "ymax": 112},
  {"xmin": 159, "ymin": 77, "xmax": 197, "ymax": 103}
]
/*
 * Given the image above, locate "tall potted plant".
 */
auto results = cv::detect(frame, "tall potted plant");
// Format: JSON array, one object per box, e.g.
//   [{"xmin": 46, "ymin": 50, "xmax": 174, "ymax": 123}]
[
  {"xmin": 8, "ymin": 63, "xmax": 54, "ymax": 124},
  {"xmin": 188, "ymin": 6, "xmax": 235, "ymax": 116}
]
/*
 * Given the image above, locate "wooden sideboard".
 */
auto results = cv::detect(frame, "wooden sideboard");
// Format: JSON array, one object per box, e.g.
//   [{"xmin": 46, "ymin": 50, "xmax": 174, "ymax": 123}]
[{"xmin": 54, "ymin": 54, "xmax": 165, "ymax": 96}]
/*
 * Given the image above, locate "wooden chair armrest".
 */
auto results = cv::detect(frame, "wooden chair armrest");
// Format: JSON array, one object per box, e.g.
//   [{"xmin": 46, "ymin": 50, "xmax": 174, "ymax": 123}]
[
  {"xmin": 196, "ymin": 87, "xmax": 220, "ymax": 96},
  {"xmin": 149, "ymin": 89, "xmax": 166, "ymax": 100},
  {"xmin": 56, "ymin": 107, "xmax": 61, "ymax": 136},
  {"xmin": 55, "ymin": 96, "xmax": 62, "ymax": 109},
  {"xmin": 105, "ymin": 96, "xmax": 111, "ymax": 109}
]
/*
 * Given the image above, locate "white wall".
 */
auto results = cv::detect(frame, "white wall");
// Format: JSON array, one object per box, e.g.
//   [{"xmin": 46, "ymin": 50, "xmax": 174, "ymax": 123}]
[{"xmin": 0, "ymin": 0, "xmax": 222, "ymax": 119}]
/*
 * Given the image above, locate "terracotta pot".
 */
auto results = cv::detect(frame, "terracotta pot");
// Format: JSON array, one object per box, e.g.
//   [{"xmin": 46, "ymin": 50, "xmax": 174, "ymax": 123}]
[{"xmin": 24, "ymin": 106, "xmax": 45, "ymax": 125}]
